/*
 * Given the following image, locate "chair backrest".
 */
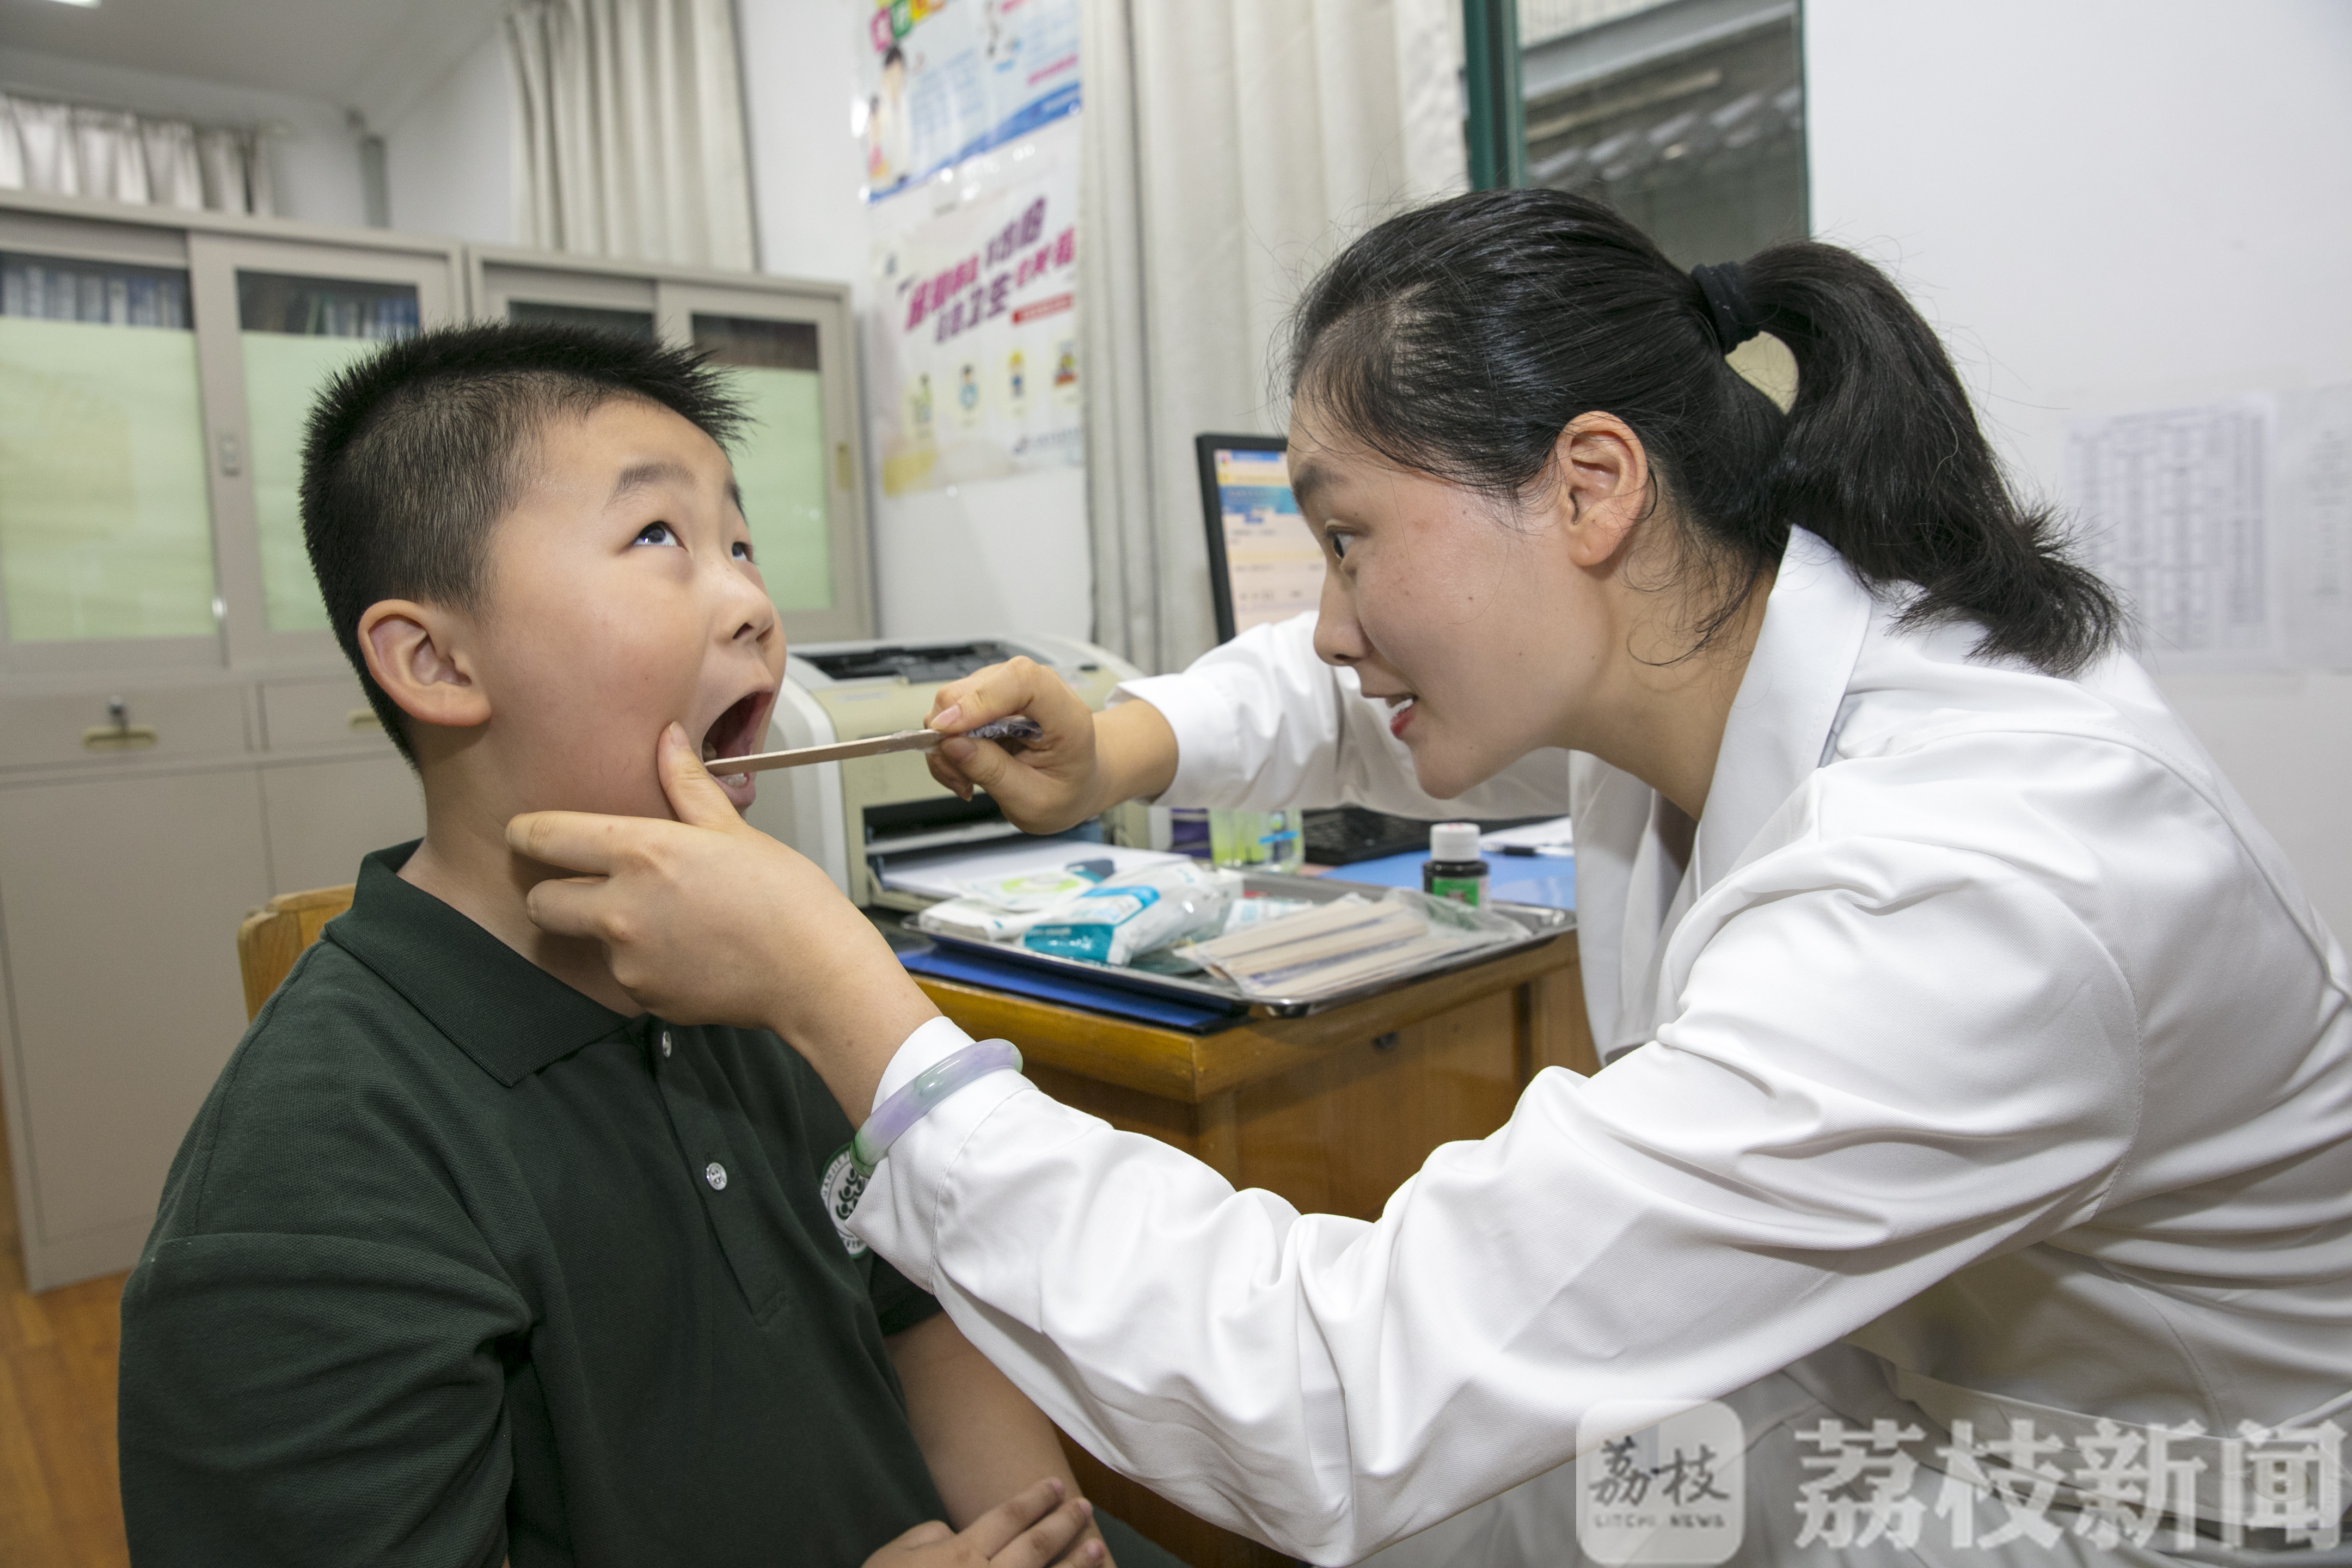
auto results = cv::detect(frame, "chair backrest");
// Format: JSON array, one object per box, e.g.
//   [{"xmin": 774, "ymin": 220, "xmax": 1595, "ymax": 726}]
[{"xmin": 237, "ymin": 884, "xmax": 356, "ymax": 1020}]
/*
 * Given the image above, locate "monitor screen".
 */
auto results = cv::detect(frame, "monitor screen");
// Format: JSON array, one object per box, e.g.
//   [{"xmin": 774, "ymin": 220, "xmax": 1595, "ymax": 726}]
[{"xmin": 1206, "ymin": 442, "xmax": 1324, "ymax": 640}]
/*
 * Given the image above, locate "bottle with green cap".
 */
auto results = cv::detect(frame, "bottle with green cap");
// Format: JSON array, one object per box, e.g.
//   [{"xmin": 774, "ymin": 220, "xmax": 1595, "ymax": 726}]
[{"xmin": 1422, "ymin": 821, "xmax": 1490, "ymax": 908}]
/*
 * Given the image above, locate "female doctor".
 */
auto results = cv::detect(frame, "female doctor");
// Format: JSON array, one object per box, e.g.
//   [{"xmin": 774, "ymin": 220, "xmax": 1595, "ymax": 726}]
[{"xmin": 514, "ymin": 189, "xmax": 2352, "ymax": 1565}]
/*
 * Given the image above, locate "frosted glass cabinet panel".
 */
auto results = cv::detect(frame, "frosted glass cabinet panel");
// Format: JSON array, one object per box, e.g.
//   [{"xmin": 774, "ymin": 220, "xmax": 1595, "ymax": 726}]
[
  {"xmin": 187, "ymin": 231, "xmax": 458, "ymax": 665},
  {"xmin": 237, "ymin": 271, "xmax": 422, "ymax": 633},
  {"xmin": 692, "ymin": 313, "xmax": 834, "ymax": 614},
  {"xmin": 0, "ymin": 252, "xmax": 218, "ymax": 648},
  {"xmin": 507, "ymin": 299, "xmax": 656, "ymax": 338}
]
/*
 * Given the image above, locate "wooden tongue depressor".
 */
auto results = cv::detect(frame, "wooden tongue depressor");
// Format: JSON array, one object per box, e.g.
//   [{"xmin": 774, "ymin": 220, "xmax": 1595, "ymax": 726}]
[{"xmin": 705, "ymin": 715, "xmax": 1043, "ymax": 776}]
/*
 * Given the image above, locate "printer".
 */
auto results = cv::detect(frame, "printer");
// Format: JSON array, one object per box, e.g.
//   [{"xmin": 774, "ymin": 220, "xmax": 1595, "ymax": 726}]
[{"xmin": 742, "ymin": 634, "xmax": 1146, "ymax": 910}]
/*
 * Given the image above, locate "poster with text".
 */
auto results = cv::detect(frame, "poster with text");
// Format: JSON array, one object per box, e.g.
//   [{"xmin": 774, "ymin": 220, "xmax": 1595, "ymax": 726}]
[
  {"xmin": 857, "ymin": 0, "xmax": 1080, "ymax": 200},
  {"xmin": 867, "ymin": 131, "xmax": 1081, "ymax": 496}
]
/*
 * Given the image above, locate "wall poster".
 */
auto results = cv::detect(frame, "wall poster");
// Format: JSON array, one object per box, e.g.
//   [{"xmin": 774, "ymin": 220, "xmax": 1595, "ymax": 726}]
[
  {"xmin": 857, "ymin": 0, "xmax": 1081, "ymax": 200},
  {"xmin": 866, "ymin": 117, "xmax": 1082, "ymax": 497}
]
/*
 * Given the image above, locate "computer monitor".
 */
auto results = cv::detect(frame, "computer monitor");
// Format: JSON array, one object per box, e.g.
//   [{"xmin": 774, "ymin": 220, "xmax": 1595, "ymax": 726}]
[{"xmin": 1196, "ymin": 433, "xmax": 1324, "ymax": 644}]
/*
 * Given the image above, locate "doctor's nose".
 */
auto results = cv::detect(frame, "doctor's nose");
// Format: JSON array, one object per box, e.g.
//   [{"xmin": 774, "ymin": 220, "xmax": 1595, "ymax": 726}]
[{"xmin": 1312, "ymin": 579, "xmax": 1369, "ymax": 668}]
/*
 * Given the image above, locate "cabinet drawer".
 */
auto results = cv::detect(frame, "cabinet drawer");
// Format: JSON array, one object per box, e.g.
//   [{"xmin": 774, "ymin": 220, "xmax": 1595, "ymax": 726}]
[
  {"xmin": 261, "ymin": 677, "xmax": 396, "ymax": 751},
  {"xmin": 0, "ymin": 683, "xmax": 250, "ymax": 769}
]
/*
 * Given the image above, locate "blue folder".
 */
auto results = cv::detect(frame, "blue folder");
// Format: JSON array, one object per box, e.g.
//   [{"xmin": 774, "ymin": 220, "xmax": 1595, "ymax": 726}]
[{"xmin": 898, "ymin": 941, "xmax": 1246, "ymax": 1033}]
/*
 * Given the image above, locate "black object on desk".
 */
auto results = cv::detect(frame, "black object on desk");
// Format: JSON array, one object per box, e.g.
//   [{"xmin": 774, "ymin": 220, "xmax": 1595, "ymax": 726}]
[
  {"xmin": 1302, "ymin": 806, "xmax": 1436, "ymax": 865},
  {"xmin": 1302, "ymin": 806, "xmax": 1560, "ymax": 866}
]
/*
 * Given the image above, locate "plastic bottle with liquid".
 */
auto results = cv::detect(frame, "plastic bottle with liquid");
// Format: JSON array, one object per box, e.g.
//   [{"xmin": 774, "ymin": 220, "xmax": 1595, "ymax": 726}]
[
  {"xmin": 1422, "ymin": 821, "xmax": 1490, "ymax": 907},
  {"xmin": 1208, "ymin": 808, "xmax": 1306, "ymax": 875}
]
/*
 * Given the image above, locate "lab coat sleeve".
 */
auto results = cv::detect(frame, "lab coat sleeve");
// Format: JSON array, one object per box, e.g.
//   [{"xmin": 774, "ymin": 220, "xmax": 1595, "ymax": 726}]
[
  {"xmin": 1115, "ymin": 611, "xmax": 1575, "ymax": 818},
  {"xmin": 850, "ymin": 841, "xmax": 2143, "ymax": 1563}
]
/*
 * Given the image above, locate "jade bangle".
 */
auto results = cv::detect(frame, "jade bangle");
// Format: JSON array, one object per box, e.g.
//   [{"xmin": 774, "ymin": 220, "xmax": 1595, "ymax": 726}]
[{"xmin": 852, "ymin": 1038, "xmax": 1023, "ymax": 1176}]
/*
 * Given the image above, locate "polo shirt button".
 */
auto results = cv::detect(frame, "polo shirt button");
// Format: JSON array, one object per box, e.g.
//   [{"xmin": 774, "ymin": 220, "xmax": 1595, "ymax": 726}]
[
  {"xmin": 659, "ymin": 1031, "xmax": 673, "ymax": 1059},
  {"xmin": 705, "ymin": 1161, "xmax": 728, "ymax": 1191}
]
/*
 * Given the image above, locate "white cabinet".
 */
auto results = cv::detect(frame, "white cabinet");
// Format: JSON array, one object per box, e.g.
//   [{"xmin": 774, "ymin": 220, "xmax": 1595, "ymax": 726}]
[
  {"xmin": 0, "ymin": 192, "xmax": 464, "ymax": 1290},
  {"xmin": 259, "ymin": 754, "xmax": 424, "ymax": 893},
  {"xmin": 0, "ymin": 766, "xmax": 270, "ymax": 1287}
]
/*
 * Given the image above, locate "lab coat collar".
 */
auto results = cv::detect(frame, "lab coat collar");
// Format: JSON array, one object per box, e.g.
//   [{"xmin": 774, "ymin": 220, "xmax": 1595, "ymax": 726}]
[
  {"xmin": 1692, "ymin": 528, "xmax": 1876, "ymax": 900},
  {"xmin": 1580, "ymin": 528, "xmax": 1875, "ymax": 1055}
]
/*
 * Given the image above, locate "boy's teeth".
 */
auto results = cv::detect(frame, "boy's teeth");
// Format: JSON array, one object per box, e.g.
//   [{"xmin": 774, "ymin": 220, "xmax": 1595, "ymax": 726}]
[{"xmin": 701, "ymin": 738, "xmax": 719, "ymax": 762}]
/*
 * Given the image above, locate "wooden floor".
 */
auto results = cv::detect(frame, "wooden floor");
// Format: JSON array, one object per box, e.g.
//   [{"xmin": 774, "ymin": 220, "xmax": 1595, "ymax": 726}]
[{"xmin": 0, "ymin": 1113, "xmax": 131, "ymax": 1567}]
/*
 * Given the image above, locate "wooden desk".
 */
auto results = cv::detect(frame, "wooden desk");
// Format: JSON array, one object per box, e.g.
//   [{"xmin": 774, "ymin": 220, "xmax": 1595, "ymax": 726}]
[{"xmin": 909, "ymin": 930, "xmax": 1595, "ymax": 1567}]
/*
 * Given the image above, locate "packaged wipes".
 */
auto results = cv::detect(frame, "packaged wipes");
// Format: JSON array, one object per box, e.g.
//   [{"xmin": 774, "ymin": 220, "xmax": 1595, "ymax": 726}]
[{"xmin": 1022, "ymin": 861, "xmax": 1236, "ymax": 966}]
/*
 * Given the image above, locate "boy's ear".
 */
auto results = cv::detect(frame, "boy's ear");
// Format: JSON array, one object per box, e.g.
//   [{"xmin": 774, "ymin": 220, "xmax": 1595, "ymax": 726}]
[{"xmin": 359, "ymin": 599, "xmax": 492, "ymax": 731}]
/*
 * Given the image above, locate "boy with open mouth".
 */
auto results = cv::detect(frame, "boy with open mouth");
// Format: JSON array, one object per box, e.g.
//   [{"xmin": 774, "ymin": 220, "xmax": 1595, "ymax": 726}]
[{"xmin": 116, "ymin": 324, "xmax": 1157, "ymax": 1568}]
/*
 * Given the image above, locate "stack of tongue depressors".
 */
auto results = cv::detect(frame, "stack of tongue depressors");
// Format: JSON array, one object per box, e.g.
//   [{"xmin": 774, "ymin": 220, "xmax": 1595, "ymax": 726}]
[{"xmin": 1175, "ymin": 892, "xmax": 1517, "ymax": 1001}]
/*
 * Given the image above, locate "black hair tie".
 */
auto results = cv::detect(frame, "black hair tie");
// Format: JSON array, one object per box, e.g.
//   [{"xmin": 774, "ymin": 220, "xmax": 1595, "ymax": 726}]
[{"xmin": 1690, "ymin": 261, "xmax": 1765, "ymax": 354}]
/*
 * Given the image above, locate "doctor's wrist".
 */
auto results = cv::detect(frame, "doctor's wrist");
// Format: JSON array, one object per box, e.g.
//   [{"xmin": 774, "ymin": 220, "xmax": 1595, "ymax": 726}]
[{"xmin": 1091, "ymin": 700, "xmax": 1180, "ymax": 814}]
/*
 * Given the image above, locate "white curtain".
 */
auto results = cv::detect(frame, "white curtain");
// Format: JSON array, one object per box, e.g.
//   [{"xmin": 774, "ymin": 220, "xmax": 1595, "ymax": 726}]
[
  {"xmin": 1080, "ymin": 0, "xmax": 1468, "ymax": 673},
  {"xmin": 506, "ymin": 0, "xmax": 757, "ymax": 271},
  {"xmin": 0, "ymin": 92, "xmax": 274, "ymax": 215}
]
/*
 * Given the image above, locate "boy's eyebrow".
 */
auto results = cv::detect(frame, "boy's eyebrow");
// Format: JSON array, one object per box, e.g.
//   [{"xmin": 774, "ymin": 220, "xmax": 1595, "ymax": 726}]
[
  {"xmin": 607, "ymin": 461, "xmax": 747, "ymax": 520},
  {"xmin": 607, "ymin": 460, "xmax": 695, "ymax": 506}
]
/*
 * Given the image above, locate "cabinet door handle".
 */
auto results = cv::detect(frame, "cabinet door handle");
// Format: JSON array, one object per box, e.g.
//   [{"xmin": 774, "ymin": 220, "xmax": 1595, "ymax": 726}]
[
  {"xmin": 346, "ymin": 708, "xmax": 383, "ymax": 732},
  {"xmin": 83, "ymin": 725, "xmax": 160, "ymax": 752}
]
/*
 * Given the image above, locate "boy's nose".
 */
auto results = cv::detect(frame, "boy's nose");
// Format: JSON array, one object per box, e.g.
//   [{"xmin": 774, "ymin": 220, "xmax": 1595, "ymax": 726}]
[{"xmin": 718, "ymin": 561, "xmax": 779, "ymax": 642}]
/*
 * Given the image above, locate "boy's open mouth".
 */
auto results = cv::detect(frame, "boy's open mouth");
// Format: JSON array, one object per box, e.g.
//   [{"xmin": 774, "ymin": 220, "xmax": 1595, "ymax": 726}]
[{"xmin": 698, "ymin": 688, "xmax": 775, "ymax": 810}]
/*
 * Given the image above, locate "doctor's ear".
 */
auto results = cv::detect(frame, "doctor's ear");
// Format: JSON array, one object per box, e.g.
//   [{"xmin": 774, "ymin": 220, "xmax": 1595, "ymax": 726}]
[
  {"xmin": 1549, "ymin": 412, "xmax": 1653, "ymax": 568},
  {"xmin": 359, "ymin": 599, "xmax": 492, "ymax": 731}
]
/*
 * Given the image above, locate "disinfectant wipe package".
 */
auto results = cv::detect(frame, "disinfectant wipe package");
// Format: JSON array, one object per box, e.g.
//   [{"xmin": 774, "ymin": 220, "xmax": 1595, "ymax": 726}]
[{"xmin": 1022, "ymin": 861, "xmax": 1236, "ymax": 966}]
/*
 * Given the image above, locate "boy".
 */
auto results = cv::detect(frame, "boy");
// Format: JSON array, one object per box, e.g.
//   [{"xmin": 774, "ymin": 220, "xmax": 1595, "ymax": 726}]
[{"xmin": 118, "ymin": 326, "xmax": 1143, "ymax": 1568}]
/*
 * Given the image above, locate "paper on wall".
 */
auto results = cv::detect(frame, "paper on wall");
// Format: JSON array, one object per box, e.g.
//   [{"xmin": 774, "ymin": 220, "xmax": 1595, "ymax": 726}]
[
  {"xmin": 2067, "ymin": 386, "xmax": 2352, "ymax": 674},
  {"xmin": 2068, "ymin": 395, "xmax": 2278, "ymax": 671}
]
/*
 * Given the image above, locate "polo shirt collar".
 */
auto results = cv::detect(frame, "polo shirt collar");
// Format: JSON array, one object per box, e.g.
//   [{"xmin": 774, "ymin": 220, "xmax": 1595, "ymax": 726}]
[{"xmin": 325, "ymin": 843, "xmax": 636, "ymax": 1086}]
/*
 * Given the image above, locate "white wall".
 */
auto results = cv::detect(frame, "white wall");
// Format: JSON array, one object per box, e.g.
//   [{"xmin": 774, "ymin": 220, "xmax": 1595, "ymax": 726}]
[
  {"xmin": 0, "ymin": 45, "xmax": 364, "ymax": 226},
  {"xmin": 737, "ymin": 0, "xmax": 866, "ymax": 287},
  {"xmin": 734, "ymin": 0, "xmax": 1098, "ymax": 647},
  {"xmin": 1805, "ymin": 0, "xmax": 2352, "ymax": 938},
  {"xmin": 380, "ymin": 26, "xmax": 513, "ymax": 246}
]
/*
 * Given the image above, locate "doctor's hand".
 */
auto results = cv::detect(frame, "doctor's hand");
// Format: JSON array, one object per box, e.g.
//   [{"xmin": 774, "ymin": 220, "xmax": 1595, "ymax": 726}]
[
  {"xmin": 864, "ymin": 1480, "xmax": 1104, "ymax": 1568},
  {"xmin": 926, "ymin": 658, "xmax": 1178, "ymax": 834},
  {"xmin": 510, "ymin": 723, "xmax": 939, "ymax": 1118}
]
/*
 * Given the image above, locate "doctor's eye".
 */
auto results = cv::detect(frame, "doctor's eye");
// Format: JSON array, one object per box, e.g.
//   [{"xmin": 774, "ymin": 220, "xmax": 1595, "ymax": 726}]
[
  {"xmin": 1326, "ymin": 531, "xmax": 1352, "ymax": 562},
  {"xmin": 633, "ymin": 522, "xmax": 681, "ymax": 548}
]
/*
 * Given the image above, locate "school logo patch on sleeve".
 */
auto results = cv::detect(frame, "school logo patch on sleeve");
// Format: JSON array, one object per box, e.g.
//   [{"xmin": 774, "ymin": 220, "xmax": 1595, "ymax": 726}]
[{"xmin": 820, "ymin": 1143, "xmax": 869, "ymax": 1257}]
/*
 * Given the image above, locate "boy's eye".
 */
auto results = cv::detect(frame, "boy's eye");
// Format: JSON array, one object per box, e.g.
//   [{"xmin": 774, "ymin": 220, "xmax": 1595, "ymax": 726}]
[
  {"xmin": 634, "ymin": 522, "xmax": 679, "ymax": 547},
  {"xmin": 733, "ymin": 540, "xmax": 755, "ymax": 562},
  {"xmin": 1327, "ymin": 531, "xmax": 1351, "ymax": 562}
]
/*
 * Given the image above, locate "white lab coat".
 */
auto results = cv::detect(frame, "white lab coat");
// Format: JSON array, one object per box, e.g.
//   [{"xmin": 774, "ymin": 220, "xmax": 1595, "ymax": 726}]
[{"xmin": 854, "ymin": 530, "xmax": 2352, "ymax": 1564}]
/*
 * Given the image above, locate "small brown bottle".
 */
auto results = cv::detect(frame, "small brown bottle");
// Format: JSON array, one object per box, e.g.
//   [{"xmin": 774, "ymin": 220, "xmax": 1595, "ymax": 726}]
[{"xmin": 1422, "ymin": 822, "xmax": 1490, "ymax": 907}]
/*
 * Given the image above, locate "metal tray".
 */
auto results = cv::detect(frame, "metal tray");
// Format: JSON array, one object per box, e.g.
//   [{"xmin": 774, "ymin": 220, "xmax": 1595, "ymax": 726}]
[{"xmin": 919, "ymin": 869, "xmax": 1575, "ymax": 1018}]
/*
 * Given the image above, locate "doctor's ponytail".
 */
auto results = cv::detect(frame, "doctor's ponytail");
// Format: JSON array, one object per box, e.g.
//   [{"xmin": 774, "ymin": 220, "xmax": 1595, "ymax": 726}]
[{"xmin": 1288, "ymin": 188, "xmax": 2120, "ymax": 676}]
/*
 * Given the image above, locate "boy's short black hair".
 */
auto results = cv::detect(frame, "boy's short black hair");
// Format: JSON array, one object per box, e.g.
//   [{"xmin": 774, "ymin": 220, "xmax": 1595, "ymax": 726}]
[{"xmin": 299, "ymin": 322, "xmax": 747, "ymax": 762}]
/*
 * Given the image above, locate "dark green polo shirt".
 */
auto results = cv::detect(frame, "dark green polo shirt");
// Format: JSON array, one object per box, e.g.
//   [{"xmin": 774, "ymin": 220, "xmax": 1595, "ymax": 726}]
[{"xmin": 120, "ymin": 843, "xmax": 949, "ymax": 1567}]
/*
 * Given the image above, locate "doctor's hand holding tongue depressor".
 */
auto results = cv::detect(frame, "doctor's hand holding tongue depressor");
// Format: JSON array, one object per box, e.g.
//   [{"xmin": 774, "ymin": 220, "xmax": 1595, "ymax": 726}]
[{"xmin": 922, "ymin": 655, "xmax": 1180, "ymax": 838}]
